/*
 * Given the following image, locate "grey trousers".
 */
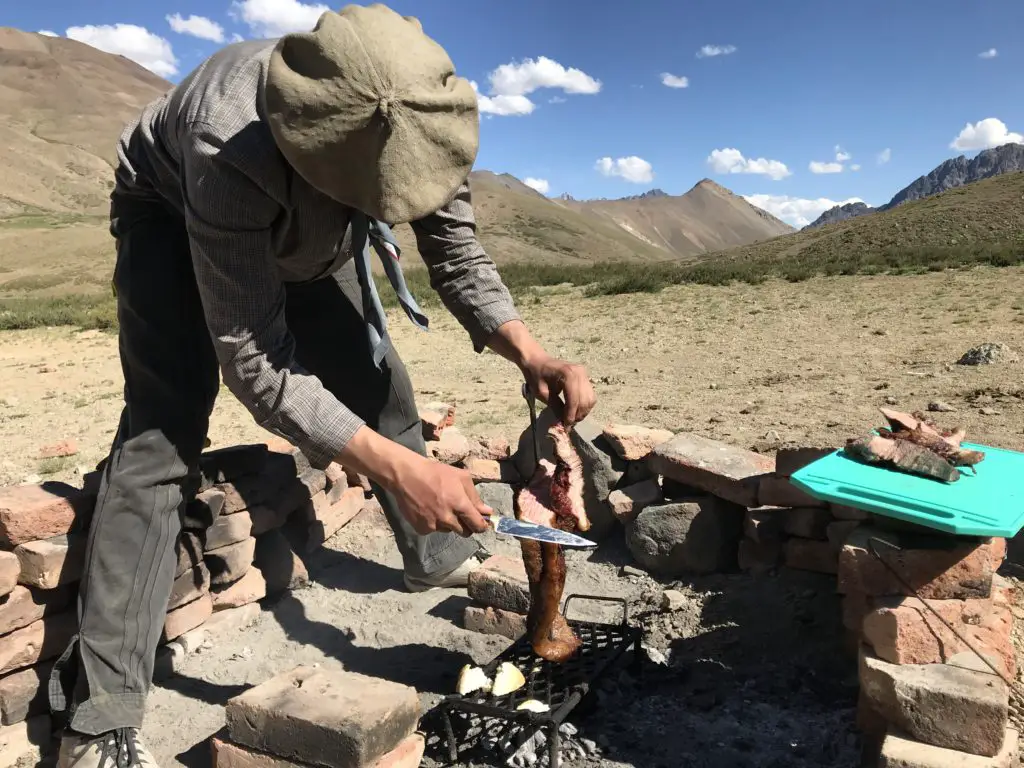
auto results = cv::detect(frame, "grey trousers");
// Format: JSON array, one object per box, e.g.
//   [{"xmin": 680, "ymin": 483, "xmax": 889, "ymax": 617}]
[{"xmin": 49, "ymin": 197, "xmax": 479, "ymax": 735}]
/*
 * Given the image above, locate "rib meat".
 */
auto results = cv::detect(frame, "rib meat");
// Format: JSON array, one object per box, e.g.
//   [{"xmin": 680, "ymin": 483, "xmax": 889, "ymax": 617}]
[
  {"xmin": 877, "ymin": 407, "xmax": 984, "ymax": 467},
  {"xmin": 515, "ymin": 422, "xmax": 588, "ymax": 663},
  {"xmin": 845, "ymin": 434, "xmax": 961, "ymax": 482}
]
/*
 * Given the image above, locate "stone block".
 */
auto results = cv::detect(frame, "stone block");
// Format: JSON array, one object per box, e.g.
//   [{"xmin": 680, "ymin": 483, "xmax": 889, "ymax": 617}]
[
  {"xmin": 774, "ymin": 447, "xmax": 834, "ymax": 477},
  {"xmin": 215, "ymin": 461, "xmax": 309, "ymax": 515},
  {"xmin": 475, "ymin": 483, "xmax": 513, "ymax": 519},
  {"xmin": 626, "ymin": 498, "xmax": 745, "ymax": 576},
  {"xmin": 842, "ymin": 592, "xmax": 871, "ymax": 632},
  {"xmin": 783, "ymin": 538, "xmax": 838, "ymax": 574},
  {"xmin": 737, "ymin": 538, "xmax": 781, "ymax": 574},
  {"xmin": 463, "ymin": 458, "xmax": 519, "ymax": 484},
  {"xmin": 608, "ymin": 479, "xmax": 662, "ymax": 524},
  {"xmin": 467, "ymin": 555, "xmax": 529, "ymax": 613},
  {"xmin": 647, "ymin": 433, "xmax": 774, "ymax": 507},
  {"xmin": 757, "ymin": 475, "xmax": 827, "ymax": 509},
  {"xmin": 213, "ymin": 568, "xmax": 267, "ymax": 611},
  {"xmin": 0, "ymin": 584, "xmax": 72, "ymax": 637},
  {"xmin": 827, "ymin": 520, "xmax": 861, "ymax": 551},
  {"xmin": 224, "ymin": 666, "xmax": 420, "ymax": 768},
  {"xmin": 178, "ymin": 603, "xmax": 261, "ymax": 654},
  {"xmin": 206, "ymin": 537, "xmax": 257, "ymax": 587},
  {"xmin": 426, "ymin": 427, "xmax": 472, "ymax": 465},
  {"xmin": 183, "ymin": 488, "xmax": 226, "ymax": 532},
  {"xmin": 175, "ymin": 532, "xmax": 204, "ymax": 578},
  {"xmin": 0, "ymin": 482, "xmax": 95, "ymax": 547},
  {"xmin": 463, "ymin": 606, "xmax": 527, "ymax": 640},
  {"xmin": 254, "ymin": 530, "xmax": 309, "ymax": 594},
  {"xmin": 469, "ymin": 437, "xmax": 511, "ymax": 461},
  {"xmin": 602, "ymin": 424, "xmax": 674, "ymax": 461},
  {"xmin": 163, "ymin": 592, "xmax": 214, "ymax": 642},
  {"xmin": 0, "ymin": 612, "xmax": 76, "ymax": 676},
  {"xmin": 420, "ymin": 402, "xmax": 455, "ymax": 441},
  {"xmin": 878, "ymin": 727, "xmax": 1018, "ymax": 767},
  {"xmin": 0, "ymin": 715, "xmax": 52, "ymax": 768},
  {"xmin": 782, "ymin": 507, "xmax": 832, "ymax": 539},
  {"xmin": 370, "ymin": 734, "xmax": 426, "ymax": 768},
  {"xmin": 199, "ymin": 444, "xmax": 271, "ymax": 487},
  {"xmin": 205, "ymin": 512, "xmax": 254, "ymax": 552},
  {"xmin": 0, "ymin": 661, "xmax": 53, "ymax": 726},
  {"xmin": 744, "ymin": 506, "xmax": 785, "ymax": 544},
  {"xmin": 14, "ymin": 535, "xmax": 85, "ymax": 590},
  {"xmin": 0, "ymin": 554, "xmax": 17, "ymax": 598},
  {"xmin": 831, "ymin": 503, "xmax": 870, "ymax": 521},
  {"xmin": 168, "ymin": 563, "xmax": 211, "ymax": 612},
  {"xmin": 299, "ymin": 487, "xmax": 365, "ymax": 553}
]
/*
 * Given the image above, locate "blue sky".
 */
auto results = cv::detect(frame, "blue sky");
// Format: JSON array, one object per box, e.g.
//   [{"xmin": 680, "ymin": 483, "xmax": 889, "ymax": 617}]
[{"xmin": 8, "ymin": 0, "xmax": 1024, "ymax": 226}]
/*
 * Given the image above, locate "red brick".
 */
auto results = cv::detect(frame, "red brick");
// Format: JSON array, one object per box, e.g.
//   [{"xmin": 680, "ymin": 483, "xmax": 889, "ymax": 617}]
[
  {"xmin": 163, "ymin": 592, "xmax": 213, "ymax": 642},
  {"xmin": 470, "ymin": 437, "xmax": 512, "ymax": 461},
  {"xmin": 184, "ymin": 488, "xmax": 226, "ymax": 531},
  {"xmin": 608, "ymin": 479, "xmax": 663, "ymax": 524},
  {"xmin": 783, "ymin": 538, "xmax": 837, "ymax": 574},
  {"xmin": 842, "ymin": 592, "xmax": 871, "ymax": 632},
  {"xmin": 738, "ymin": 538, "xmax": 781, "ymax": 574},
  {"xmin": 827, "ymin": 520, "xmax": 861, "ymax": 551},
  {"xmin": 225, "ymin": 666, "xmax": 420, "ymax": 768},
  {"xmin": 878, "ymin": 726, "xmax": 1019, "ymax": 767},
  {"xmin": 300, "ymin": 486, "xmax": 364, "ymax": 553},
  {"xmin": 463, "ymin": 458, "xmax": 519, "ymax": 484},
  {"xmin": 744, "ymin": 507, "xmax": 785, "ymax": 544},
  {"xmin": 427, "ymin": 427, "xmax": 472, "ymax": 465},
  {"xmin": 862, "ymin": 596, "xmax": 1015, "ymax": 677},
  {"xmin": 371, "ymin": 734, "xmax": 426, "ymax": 768},
  {"xmin": 602, "ymin": 424, "xmax": 674, "ymax": 461},
  {"xmin": 324, "ymin": 463, "xmax": 348, "ymax": 505},
  {"xmin": 0, "ymin": 715, "xmax": 52, "ymax": 768},
  {"xmin": 213, "ymin": 568, "xmax": 267, "ymax": 611},
  {"xmin": 0, "ymin": 661, "xmax": 53, "ymax": 726},
  {"xmin": 206, "ymin": 537, "xmax": 256, "ymax": 587},
  {"xmin": 838, "ymin": 527, "xmax": 997, "ymax": 599},
  {"xmin": 463, "ymin": 605, "xmax": 527, "ymax": 640},
  {"xmin": 205, "ymin": 512, "xmax": 254, "ymax": 552},
  {"xmin": 175, "ymin": 533, "xmax": 204, "ymax": 578},
  {"xmin": 468, "ymin": 555, "xmax": 529, "ymax": 613},
  {"xmin": 211, "ymin": 737, "xmax": 301, "ymax": 767},
  {"xmin": 0, "ymin": 584, "xmax": 72, "ymax": 637},
  {"xmin": 420, "ymin": 402, "xmax": 455, "ymax": 442},
  {"xmin": 990, "ymin": 537, "xmax": 1007, "ymax": 570},
  {"xmin": 0, "ymin": 612, "xmax": 76, "ymax": 676},
  {"xmin": 253, "ymin": 530, "xmax": 309, "ymax": 594},
  {"xmin": 646, "ymin": 433, "xmax": 774, "ymax": 507},
  {"xmin": 0, "ymin": 483, "xmax": 95, "ymax": 547},
  {"xmin": 168, "ymin": 563, "xmax": 211, "ymax": 612},
  {"xmin": 38, "ymin": 439, "xmax": 78, "ymax": 459},
  {"xmin": 757, "ymin": 475, "xmax": 827, "ymax": 508},
  {"xmin": 14, "ymin": 535, "xmax": 84, "ymax": 590},
  {"xmin": 215, "ymin": 464, "xmax": 311, "ymax": 515},
  {"xmin": 774, "ymin": 447, "xmax": 834, "ymax": 477},
  {"xmin": 0, "ymin": 554, "xmax": 16, "ymax": 598},
  {"xmin": 781, "ymin": 507, "xmax": 832, "ymax": 539}
]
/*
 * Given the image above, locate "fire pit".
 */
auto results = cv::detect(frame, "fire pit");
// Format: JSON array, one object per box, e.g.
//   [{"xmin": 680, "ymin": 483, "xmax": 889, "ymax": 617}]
[{"xmin": 435, "ymin": 594, "xmax": 642, "ymax": 767}]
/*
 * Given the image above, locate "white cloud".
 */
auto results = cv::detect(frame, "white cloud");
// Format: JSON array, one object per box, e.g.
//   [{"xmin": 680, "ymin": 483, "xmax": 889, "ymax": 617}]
[
  {"xmin": 834, "ymin": 145, "xmax": 852, "ymax": 162},
  {"xmin": 595, "ymin": 156, "xmax": 654, "ymax": 184},
  {"xmin": 470, "ymin": 80, "xmax": 534, "ymax": 116},
  {"xmin": 809, "ymin": 160, "xmax": 844, "ymax": 174},
  {"xmin": 744, "ymin": 194, "xmax": 867, "ymax": 228},
  {"xmin": 707, "ymin": 148, "xmax": 791, "ymax": 181},
  {"xmin": 697, "ymin": 44, "xmax": 736, "ymax": 58},
  {"xmin": 231, "ymin": 33, "xmax": 245, "ymax": 43},
  {"xmin": 660, "ymin": 72, "xmax": 689, "ymax": 88},
  {"xmin": 950, "ymin": 117, "xmax": 1023, "ymax": 151},
  {"xmin": 474, "ymin": 56, "xmax": 600, "ymax": 117},
  {"xmin": 523, "ymin": 178, "xmax": 550, "ymax": 194},
  {"xmin": 877, "ymin": 147, "xmax": 891, "ymax": 164},
  {"xmin": 232, "ymin": 0, "xmax": 328, "ymax": 38},
  {"xmin": 38, "ymin": 30, "xmax": 58, "ymax": 37},
  {"xmin": 979, "ymin": 48, "xmax": 998, "ymax": 59},
  {"xmin": 166, "ymin": 13, "xmax": 225, "ymax": 43},
  {"xmin": 850, "ymin": 164, "xmax": 861, "ymax": 171},
  {"xmin": 549, "ymin": 96, "xmax": 567, "ymax": 104},
  {"xmin": 66, "ymin": 24, "xmax": 178, "ymax": 77}
]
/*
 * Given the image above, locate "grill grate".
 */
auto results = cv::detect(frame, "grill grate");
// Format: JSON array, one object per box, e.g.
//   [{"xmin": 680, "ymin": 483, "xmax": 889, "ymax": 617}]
[{"xmin": 435, "ymin": 595, "xmax": 642, "ymax": 767}]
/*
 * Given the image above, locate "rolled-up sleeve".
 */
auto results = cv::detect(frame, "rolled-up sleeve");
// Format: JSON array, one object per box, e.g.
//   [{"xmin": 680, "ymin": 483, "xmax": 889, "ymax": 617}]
[
  {"xmin": 410, "ymin": 181, "xmax": 521, "ymax": 352},
  {"xmin": 180, "ymin": 124, "xmax": 364, "ymax": 468}
]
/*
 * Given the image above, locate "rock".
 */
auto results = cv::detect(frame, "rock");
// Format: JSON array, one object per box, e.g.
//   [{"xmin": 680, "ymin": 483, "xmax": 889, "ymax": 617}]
[
  {"xmin": 427, "ymin": 427, "xmax": 472, "ymax": 465},
  {"xmin": 607, "ymin": 479, "xmax": 662, "ymax": 524},
  {"xmin": 0, "ymin": 612, "xmax": 76, "ymax": 676},
  {"xmin": 838, "ymin": 527, "xmax": 998, "ymax": 599},
  {"xmin": 469, "ymin": 436, "xmax": 512, "ymax": 461},
  {"xmin": 183, "ymin": 488, "xmax": 226, "ymax": 532},
  {"xmin": 212, "ymin": 568, "xmax": 267, "ymax": 611},
  {"xmin": 661, "ymin": 589, "xmax": 687, "ymax": 611},
  {"xmin": 463, "ymin": 606, "xmax": 527, "ymax": 640},
  {"xmin": 744, "ymin": 507, "xmax": 785, "ymax": 544},
  {"xmin": 647, "ymin": 433, "xmax": 774, "ymax": 508},
  {"xmin": 224, "ymin": 665, "xmax": 420, "ymax": 768},
  {"xmin": 163, "ymin": 592, "xmax": 214, "ymax": 642},
  {"xmin": 774, "ymin": 447, "xmax": 834, "ymax": 477},
  {"xmin": 979, "ymin": 407, "xmax": 1000, "ymax": 417},
  {"xmin": 784, "ymin": 538, "xmax": 838, "ymax": 574},
  {"xmin": 0, "ymin": 661, "xmax": 53, "ymax": 726},
  {"xmin": 758, "ymin": 475, "xmax": 827, "ymax": 508},
  {"xmin": 0, "ymin": 554, "xmax": 17, "ymax": 598},
  {"xmin": 205, "ymin": 537, "xmax": 257, "ymax": 587},
  {"xmin": 626, "ymin": 499, "xmax": 745, "ymax": 576},
  {"xmin": 13, "ymin": 535, "xmax": 85, "ymax": 590},
  {"xmin": 0, "ymin": 584, "xmax": 72, "ymax": 636},
  {"xmin": 0, "ymin": 483, "xmax": 95, "ymax": 547},
  {"xmin": 620, "ymin": 565, "xmax": 646, "ymax": 578},
  {"xmin": 957, "ymin": 343, "xmax": 1017, "ymax": 366},
  {"xmin": 0, "ymin": 716, "xmax": 52, "ymax": 768},
  {"xmin": 831, "ymin": 503, "xmax": 870, "ymax": 521},
  {"xmin": 601, "ymin": 424, "xmax": 674, "ymax": 461},
  {"xmin": 467, "ymin": 555, "xmax": 530, "ymax": 613},
  {"xmin": 738, "ymin": 538, "xmax": 781, "ymax": 574},
  {"xmin": 928, "ymin": 401, "xmax": 957, "ymax": 413},
  {"xmin": 38, "ymin": 439, "xmax": 78, "ymax": 459},
  {"xmin": 420, "ymin": 402, "xmax": 456, "ymax": 442},
  {"xmin": 475, "ymin": 483, "xmax": 514, "ymax": 518},
  {"xmin": 859, "ymin": 648, "xmax": 1009, "ymax": 757},
  {"xmin": 877, "ymin": 726, "xmax": 1018, "ymax": 767},
  {"xmin": 827, "ymin": 520, "xmax": 861, "ymax": 551},
  {"xmin": 168, "ymin": 563, "xmax": 211, "ymax": 612},
  {"xmin": 463, "ymin": 458, "xmax": 519, "ymax": 484},
  {"xmin": 782, "ymin": 507, "xmax": 832, "ymax": 539},
  {"xmin": 204, "ymin": 511, "xmax": 253, "ymax": 552},
  {"xmin": 254, "ymin": 530, "xmax": 310, "ymax": 594}
]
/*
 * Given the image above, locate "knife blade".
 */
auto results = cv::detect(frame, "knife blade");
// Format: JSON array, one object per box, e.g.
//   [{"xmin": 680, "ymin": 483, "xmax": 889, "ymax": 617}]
[{"xmin": 488, "ymin": 514, "xmax": 597, "ymax": 548}]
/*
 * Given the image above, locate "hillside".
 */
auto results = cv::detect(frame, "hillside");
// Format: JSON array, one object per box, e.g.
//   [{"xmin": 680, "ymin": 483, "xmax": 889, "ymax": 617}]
[
  {"xmin": 0, "ymin": 27, "xmax": 171, "ymax": 216},
  {"xmin": 807, "ymin": 143, "xmax": 1024, "ymax": 229},
  {"xmin": 562, "ymin": 179, "xmax": 795, "ymax": 257}
]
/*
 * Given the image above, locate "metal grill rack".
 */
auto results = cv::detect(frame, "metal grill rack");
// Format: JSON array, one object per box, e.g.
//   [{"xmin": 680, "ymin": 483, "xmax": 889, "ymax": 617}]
[{"xmin": 436, "ymin": 595, "xmax": 642, "ymax": 767}]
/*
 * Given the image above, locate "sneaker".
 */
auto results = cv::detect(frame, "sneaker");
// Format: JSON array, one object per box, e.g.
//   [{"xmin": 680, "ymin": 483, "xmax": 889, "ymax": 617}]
[
  {"xmin": 404, "ymin": 554, "xmax": 485, "ymax": 593},
  {"xmin": 58, "ymin": 728, "xmax": 157, "ymax": 768}
]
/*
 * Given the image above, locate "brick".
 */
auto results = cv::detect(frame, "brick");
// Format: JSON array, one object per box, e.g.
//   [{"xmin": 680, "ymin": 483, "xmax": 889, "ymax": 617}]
[
  {"xmin": 878, "ymin": 727, "xmax": 1018, "ymax": 767},
  {"xmin": 254, "ymin": 530, "xmax": 309, "ymax": 594},
  {"xmin": 469, "ymin": 437, "xmax": 512, "ymax": 461},
  {"xmin": 627, "ymin": 498, "xmax": 745, "ymax": 576},
  {"xmin": 0, "ymin": 612, "xmax": 76, "ymax": 676},
  {"xmin": 468, "ymin": 555, "xmax": 529, "ymax": 613},
  {"xmin": 783, "ymin": 538, "xmax": 837, "ymax": 574},
  {"xmin": 463, "ymin": 606, "xmax": 527, "ymax": 640},
  {"xmin": 0, "ymin": 716, "xmax": 52, "ymax": 768},
  {"xmin": 862, "ymin": 596, "xmax": 1015, "ymax": 677},
  {"xmin": 774, "ymin": 447, "xmax": 834, "ymax": 477},
  {"xmin": 757, "ymin": 475, "xmax": 827, "ymax": 508},
  {"xmin": 183, "ymin": 488, "xmax": 226, "ymax": 533},
  {"xmin": 781, "ymin": 507, "xmax": 832, "ymax": 539},
  {"xmin": 608, "ymin": 479, "xmax": 662, "ymax": 524},
  {"xmin": 0, "ymin": 483, "xmax": 95, "ymax": 547},
  {"xmin": 299, "ymin": 487, "xmax": 365, "ymax": 553},
  {"xmin": 206, "ymin": 537, "xmax": 256, "ymax": 587},
  {"xmin": 168, "ymin": 563, "xmax": 211, "ymax": 612},
  {"xmin": 199, "ymin": 444, "xmax": 271, "ymax": 487},
  {"xmin": 838, "ymin": 527, "xmax": 998, "ymax": 599},
  {"xmin": 989, "ymin": 538, "xmax": 1007, "ymax": 570},
  {"xmin": 827, "ymin": 520, "xmax": 861, "ymax": 551},
  {"xmin": 213, "ymin": 568, "xmax": 267, "ymax": 611},
  {"xmin": 205, "ymin": 512, "xmax": 254, "ymax": 552},
  {"xmin": 14, "ymin": 535, "xmax": 85, "ymax": 590},
  {"xmin": 0, "ymin": 554, "xmax": 16, "ymax": 598},
  {"xmin": 215, "ymin": 462, "xmax": 308, "ymax": 515},
  {"xmin": 743, "ymin": 506, "xmax": 784, "ymax": 544},
  {"xmin": 463, "ymin": 458, "xmax": 519, "ymax": 484},
  {"xmin": 0, "ymin": 661, "xmax": 53, "ymax": 726},
  {"xmin": 225, "ymin": 665, "xmax": 420, "ymax": 768},
  {"xmin": 427, "ymin": 427, "xmax": 472, "ymax": 465},
  {"xmin": 859, "ymin": 647, "xmax": 1009, "ymax": 757},
  {"xmin": 163, "ymin": 592, "xmax": 213, "ymax": 642},
  {"xmin": 646, "ymin": 433, "xmax": 774, "ymax": 507},
  {"xmin": 0, "ymin": 585, "xmax": 72, "ymax": 637},
  {"xmin": 737, "ymin": 538, "xmax": 781, "ymax": 574},
  {"xmin": 831, "ymin": 503, "xmax": 870, "ymax": 521},
  {"xmin": 602, "ymin": 424, "xmax": 674, "ymax": 461},
  {"xmin": 324, "ymin": 463, "xmax": 348, "ymax": 505},
  {"xmin": 370, "ymin": 734, "xmax": 426, "ymax": 768},
  {"xmin": 179, "ymin": 603, "xmax": 261, "ymax": 654},
  {"xmin": 211, "ymin": 736, "xmax": 303, "ymax": 767},
  {"xmin": 420, "ymin": 402, "xmax": 455, "ymax": 441},
  {"xmin": 842, "ymin": 592, "xmax": 872, "ymax": 632},
  {"xmin": 175, "ymin": 532, "xmax": 204, "ymax": 578}
]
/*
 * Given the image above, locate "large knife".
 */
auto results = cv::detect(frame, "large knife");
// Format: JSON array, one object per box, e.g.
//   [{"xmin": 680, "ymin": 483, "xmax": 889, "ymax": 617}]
[{"xmin": 487, "ymin": 514, "xmax": 597, "ymax": 549}]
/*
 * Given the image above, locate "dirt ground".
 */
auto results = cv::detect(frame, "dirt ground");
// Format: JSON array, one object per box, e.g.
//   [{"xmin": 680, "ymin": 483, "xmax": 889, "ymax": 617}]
[{"xmin": 2, "ymin": 267, "xmax": 1024, "ymax": 767}]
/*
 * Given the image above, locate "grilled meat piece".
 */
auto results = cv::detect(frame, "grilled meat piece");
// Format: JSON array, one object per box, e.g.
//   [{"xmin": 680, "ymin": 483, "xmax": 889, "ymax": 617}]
[{"xmin": 844, "ymin": 435, "xmax": 961, "ymax": 482}]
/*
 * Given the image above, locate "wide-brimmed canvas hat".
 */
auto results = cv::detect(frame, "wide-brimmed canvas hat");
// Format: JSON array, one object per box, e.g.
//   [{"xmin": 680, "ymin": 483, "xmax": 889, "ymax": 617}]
[{"xmin": 264, "ymin": 3, "xmax": 479, "ymax": 224}]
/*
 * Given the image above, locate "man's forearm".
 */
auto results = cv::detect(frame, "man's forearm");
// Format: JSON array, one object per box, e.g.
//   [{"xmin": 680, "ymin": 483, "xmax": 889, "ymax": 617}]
[
  {"xmin": 484, "ymin": 319, "xmax": 550, "ymax": 371},
  {"xmin": 334, "ymin": 425, "xmax": 424, "ymax": 491}
]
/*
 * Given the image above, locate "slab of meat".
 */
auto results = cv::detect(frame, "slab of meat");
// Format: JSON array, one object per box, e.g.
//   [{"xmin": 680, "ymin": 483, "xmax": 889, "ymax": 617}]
[
  {"xmin": 515, "ymin": 422, "xmax": 588, "ymax": 663},
  {"xmin": 878, "ymin": 408, "xmax": 983, "ymax": 467},
  {"xmin": 844, "ymin": 435, "xmax": 961, "ymax": 482}
]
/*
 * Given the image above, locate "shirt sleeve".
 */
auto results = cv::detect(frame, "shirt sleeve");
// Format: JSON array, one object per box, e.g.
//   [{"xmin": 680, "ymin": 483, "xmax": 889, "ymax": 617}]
[
  {"xmin": 409, "ymin": 181, "xmax": 522, "ymax": 352},
  {"xmin": 179, "ymin": 124, "xmax": 365, "ymax": 469}
]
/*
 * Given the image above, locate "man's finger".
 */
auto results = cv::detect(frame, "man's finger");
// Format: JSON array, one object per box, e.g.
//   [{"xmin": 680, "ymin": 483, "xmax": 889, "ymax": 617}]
[
  {"xmin": 441, "ymin": 512, "xmax": 466, "ymax": 537},
  {"xmin": 453, "ymin": 500, "xmax": 488, "ymax": 534},
  {"xmin": 563, "ymin": 375, "xmax": 583, "ymax": 424}
]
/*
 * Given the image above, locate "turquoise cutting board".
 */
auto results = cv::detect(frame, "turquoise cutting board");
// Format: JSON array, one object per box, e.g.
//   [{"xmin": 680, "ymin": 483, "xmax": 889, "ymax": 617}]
[{"xmin": 789, "ymin": 441, "xmax": 1024, "ymax": 537}]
